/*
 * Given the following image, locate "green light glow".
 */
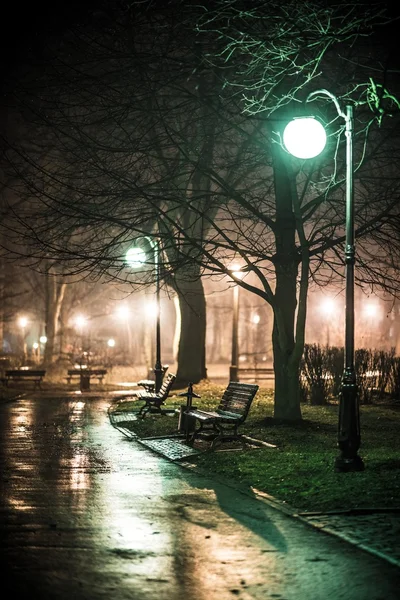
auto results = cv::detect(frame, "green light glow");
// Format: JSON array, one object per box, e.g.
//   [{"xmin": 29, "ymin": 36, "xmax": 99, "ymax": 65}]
[
  {"xmin": 283, "ymin": 117, "xmax": 327, "ymax": 159},
  {"xmin": 125, "ymin": 247, "xmax": 147, "ymax": 268}
]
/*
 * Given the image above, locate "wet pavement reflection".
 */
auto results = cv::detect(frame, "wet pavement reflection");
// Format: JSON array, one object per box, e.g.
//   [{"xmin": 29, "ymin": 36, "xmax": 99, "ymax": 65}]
[{"xmin": 0, "ymin": 395, "xmax": 399, "ymax": 599}]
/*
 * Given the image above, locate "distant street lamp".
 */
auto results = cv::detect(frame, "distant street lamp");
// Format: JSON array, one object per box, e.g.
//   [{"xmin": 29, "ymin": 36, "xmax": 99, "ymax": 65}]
[
  {"xmin": 283, "ymin": 89, "xmax": 364, "ymax": 472},
  {"xmin": 115, "ymin": 305, "xmax": 133, "ymax": 357},
  {"xmin": 361, "ymin": 302, "xmax": 381, "ymax": 347},
  {"xmin": 126, "ymin": 237, "xmax": 163, "ymax": 393},
  {"xmin": 106, "ymin": 338, "xmax": 116, "ymax": 368},
  {"xmin": 32, "ymin": 342, "xmax": 40, "ymax": 363},
  {"xmin": 320, "ymin": 298, "xmax": 337, "ymax": 346},
  {"xmin": 74, "ymin": 315, "xmax": 87, "ymax": 329},
  {"xmin": 363, "ymin": 302, "xmax": 380, "ymax": 318},
  {"xmin": 74, "ymin": 314, "xmax": 87, "ymax": 353},
  {"xmin": 18, "ymin": 316, "xmax": 28, "ymax": 363},
  {"xmin": 252, "ymin": 313, "xmax": 261, "ymax": 367},
  {"xmin": 229, "ymin": 265, "xmax": 245, "ymax": 382}
]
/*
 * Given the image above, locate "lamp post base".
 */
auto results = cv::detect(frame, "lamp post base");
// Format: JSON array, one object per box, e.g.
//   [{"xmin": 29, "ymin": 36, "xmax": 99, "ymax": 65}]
[
  {"xmin": 229, "ymin": 365, "xmax": 239, "ymax": 382},
  {"xmin": 154, "ymin": 364, "xmax": 164, "ymax": 394},
  {"xmin": 334, "ymin": 454, "xmax": 364, "ymax": 473}
]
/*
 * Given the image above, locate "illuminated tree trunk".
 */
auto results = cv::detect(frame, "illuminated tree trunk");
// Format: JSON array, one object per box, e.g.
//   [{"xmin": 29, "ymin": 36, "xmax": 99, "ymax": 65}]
[
  {"xmin": 271, "ymin": 143, "xmax": 306, "ymax": 420},
  {"xmin": 173, "ymin": 276, "xmax": 207, "ymax": 385},
  {"xmin": 43, "ymin": 268, "xmax": 66, "ymax": 366}
]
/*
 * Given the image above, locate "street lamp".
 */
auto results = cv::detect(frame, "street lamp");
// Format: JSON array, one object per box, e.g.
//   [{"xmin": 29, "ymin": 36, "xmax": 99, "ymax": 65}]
[
  {"xmin": 320, "ymin": 297, "xmax": 338, "ymax": 347},
  {"xmin": 115, "ymin": 305, "xmax": 133, "ymax": 358},
  {"xmin": 32, "ymin": 342, "xmax": 40, "ymax": 364},
  {"xmin": 18, "ymin": 316, "xmax": 28, "ymax": 363},
  {"xmin": 74, "ymin": 314, "xmax": 87, "ymax": 354},
  {"xmin": 283, "ymin": 89, "xmax": 364, "ymax": 472},
  {"xmin": 126, "ymin": 237, "xmax": 163, "ymax": 393},
  {"xmin": 229, "ymin": 265, "xmax": 244, "ymax": 382},
  {"xmin": 106, "ymin": 338, "xmax": 115, "ymax": 368}
]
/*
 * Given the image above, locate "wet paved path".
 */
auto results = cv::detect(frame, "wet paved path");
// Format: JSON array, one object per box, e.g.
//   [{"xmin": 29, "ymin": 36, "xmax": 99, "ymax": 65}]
[{"xmin": 0, "ymin": 395, "xmax": 399, "ymax": 600}]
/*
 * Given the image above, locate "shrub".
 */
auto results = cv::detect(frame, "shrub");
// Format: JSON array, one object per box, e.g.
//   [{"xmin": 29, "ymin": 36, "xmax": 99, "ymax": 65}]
[
  {"xmin": 388, "ymin": 356, "xmax": 400, "ymax": 399},
  {"xmin": 300, "ymin": 344, "xmax": 332, "ymax": 405},
  {"xmin": 300, "ymin": 345, "xmax": 398, "ymax": 404}
]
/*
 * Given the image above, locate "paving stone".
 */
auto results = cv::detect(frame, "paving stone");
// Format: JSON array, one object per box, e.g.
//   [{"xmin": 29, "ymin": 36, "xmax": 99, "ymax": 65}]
[
  {"xmin": 299, "ymin": 511, "xmax": 400, "ymax": 566},
  {"xmin": 138, "ymin": 437, "xmax": 201, "ymax": 460}
]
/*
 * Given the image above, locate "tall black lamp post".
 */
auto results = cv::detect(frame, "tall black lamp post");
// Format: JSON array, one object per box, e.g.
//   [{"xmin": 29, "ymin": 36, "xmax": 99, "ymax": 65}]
[
  {"xmin": 283, "ymin": 89, "xmax": 364, "ymax": 472},
  {"xmin": 126, "ymin": 236, "xmax": 163, "ymax": 393},
  {"xmin": 230, "ymin": 282, "xmax": 239, "ymax": 382},
  {"xmin": 229, "ymin": 266, "xmax": 245, "ymax": 382}
]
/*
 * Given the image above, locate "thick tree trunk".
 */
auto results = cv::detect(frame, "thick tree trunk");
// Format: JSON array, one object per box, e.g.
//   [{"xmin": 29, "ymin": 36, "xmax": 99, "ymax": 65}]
[
  {"xmin": 271, "ymin": 255, "xmax": 303, "ymax": 420},
  {"xmin": 271, "ymin": 141, "xmax": 303, "ymax": 420},
  {"xmin": 272, "ymin": 323, "xmax": 302, "ymax": 420},
  {"xmin": 0, "ymin": 256, "xmax": 3, "ymax": 354},
  {"xmin": 43, "ymin": 271, "xmax": 66, "ymax": 366},
  {"xmin": 173, "ymin": 276, "xmax": 207, "ymax": 386}
]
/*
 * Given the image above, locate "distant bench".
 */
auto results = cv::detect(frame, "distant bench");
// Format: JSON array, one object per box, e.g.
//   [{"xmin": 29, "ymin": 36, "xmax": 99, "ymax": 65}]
[
  {"xmin": 234, "ymin": 367, "xmax": 274, "ymax": 381},
  {"xmin": 66, "ymin": 369, "xmax": 107, "ymax": 388},
  {"xmin": 3, "ymin": 369, "xmax": 46, "ymax": 390}
]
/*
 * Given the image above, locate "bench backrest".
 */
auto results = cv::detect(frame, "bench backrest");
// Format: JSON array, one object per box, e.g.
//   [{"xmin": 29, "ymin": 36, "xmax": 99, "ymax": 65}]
[
  {"xmin": 157, "ymin": 373, "xmax": 176, "ymax": 398},
  {"xmin": 68, "ymin": 369, "xmax": 106, "ymax": 375},
  {"xmin": 6, "ymin": 370, "xmax": 46, "ymax": 376},
  {"xmin": 217, "ymin": 382, "xmax": 259, "ymax": 421}
]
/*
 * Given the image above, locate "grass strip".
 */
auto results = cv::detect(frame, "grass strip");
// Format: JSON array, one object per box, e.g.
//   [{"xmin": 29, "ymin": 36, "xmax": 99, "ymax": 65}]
[{"xmin": 111, "ymin": 382, "xmax": 400, "ymax": 513}]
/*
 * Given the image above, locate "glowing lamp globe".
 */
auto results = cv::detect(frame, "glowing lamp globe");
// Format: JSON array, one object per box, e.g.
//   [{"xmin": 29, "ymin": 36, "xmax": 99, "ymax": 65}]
[
  {"xmin": 126, "ymin": 247, "xmax": 147, "ymax": 268},
  {"xmin": 283, "ymin": 117, "xmax": 327, "ymax": 159}
]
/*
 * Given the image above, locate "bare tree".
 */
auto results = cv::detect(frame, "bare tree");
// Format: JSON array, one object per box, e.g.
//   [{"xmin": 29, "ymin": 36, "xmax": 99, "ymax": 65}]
[{"xmin": 1, "ymin": 0, "xmax": 400, "ymax": 419}]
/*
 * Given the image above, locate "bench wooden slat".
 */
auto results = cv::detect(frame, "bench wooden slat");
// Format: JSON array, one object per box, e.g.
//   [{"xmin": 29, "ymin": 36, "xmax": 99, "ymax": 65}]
[
  {"xmin": 67, "ymin": 369, "xmax": 107, "ymax": 376},
  {"xmin": 66, "ymin": 369, "xmax": 107, "ymax": 386},
  {"xmin": 5, "ymin": 370, "xmax": 46, "ymax": 376},
  {"xmin": 132, "ymin": 373, "xmax": 176, "ymax": 418},
  {"xmin": 4, "ymin": 370, "xmax": 46, "ymax": 389},
  {"xmin": 186, "ymin": 381, "xmax": 259, "ymax": 449},
  {"xmin": 186, "ymin": 409, "xmax": 221, "ymax": 421}
]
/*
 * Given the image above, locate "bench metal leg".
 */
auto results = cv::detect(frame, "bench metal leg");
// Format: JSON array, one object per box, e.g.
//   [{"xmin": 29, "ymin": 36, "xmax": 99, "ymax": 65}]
[
  {"xmin": 138, "ymin": 402, "xmax": 151, "ymax": 418},
  {"xmin": 189, "ymin": 421, "xmax": 218, "ymax": 446},
  {"xmin": 210, "ymin": 422, "xmax": 241, "ymax": 449},
  {"xmin": 138, "ymin": 400, "xmax": 166, "ymax": 419}
]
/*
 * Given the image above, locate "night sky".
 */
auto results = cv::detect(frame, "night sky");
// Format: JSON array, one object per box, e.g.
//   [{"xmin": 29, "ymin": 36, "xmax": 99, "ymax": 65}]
[
  {"xmin": 1, "ymin": 2, "xmax": 99, "ymax": 77},
  {"xmin": 1, "ymin": 1, "xmax": 399, "ymax": 79}
]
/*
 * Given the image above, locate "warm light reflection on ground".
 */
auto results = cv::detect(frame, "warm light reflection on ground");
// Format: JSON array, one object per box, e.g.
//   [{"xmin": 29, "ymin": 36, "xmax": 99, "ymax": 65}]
[
  {"xmin": 67, "ymin": 401, "xmax": 90, "ymax": 493},
  {"xmin": 63, "ymin": 453, "xmax": 90, "ymax": 491},
  {"xmin": 10, "ymin": 407, "xmax": 33, "ymax": 429},
  {"xmin": 5, "ymin": 405, "xmax": 36, "ymax": 514},
  {"xmin": 104, "ymin": 462, "xmax": 173, "ymax": 580},
  {"xmin": 70, "ymin": 401, "xmax": 86, "ymax": 415},
  {"xmin": 7, "ymin": 498, "xmax": 35, "ymax": 511}
]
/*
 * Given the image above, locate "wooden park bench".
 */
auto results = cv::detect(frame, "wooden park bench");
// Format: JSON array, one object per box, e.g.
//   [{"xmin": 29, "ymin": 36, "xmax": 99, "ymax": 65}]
[
  {"xmin": 237, "ymin": 367, "xmax": 274, "ymax": 381},
  {"xmin": 66, "ymin": 368, "xmax": 107, "ymax": 384},
  {"xmin": 66, "ymin": 368, "xmax": 107, "ymax": 391},
  {"xmin": 132, "ymin": 373, "xmax": 176, "ymax": 418},
  {"xmin": 4, "ymin": 369, "xmax": 46, "ymax": 390},
  {"xmin": 185, "ymin": 381, "xmax": 259, "ymax": 449},
  {"xmin": 137, "ymin": 365, "xmax": 169, "ymax": 393}
]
